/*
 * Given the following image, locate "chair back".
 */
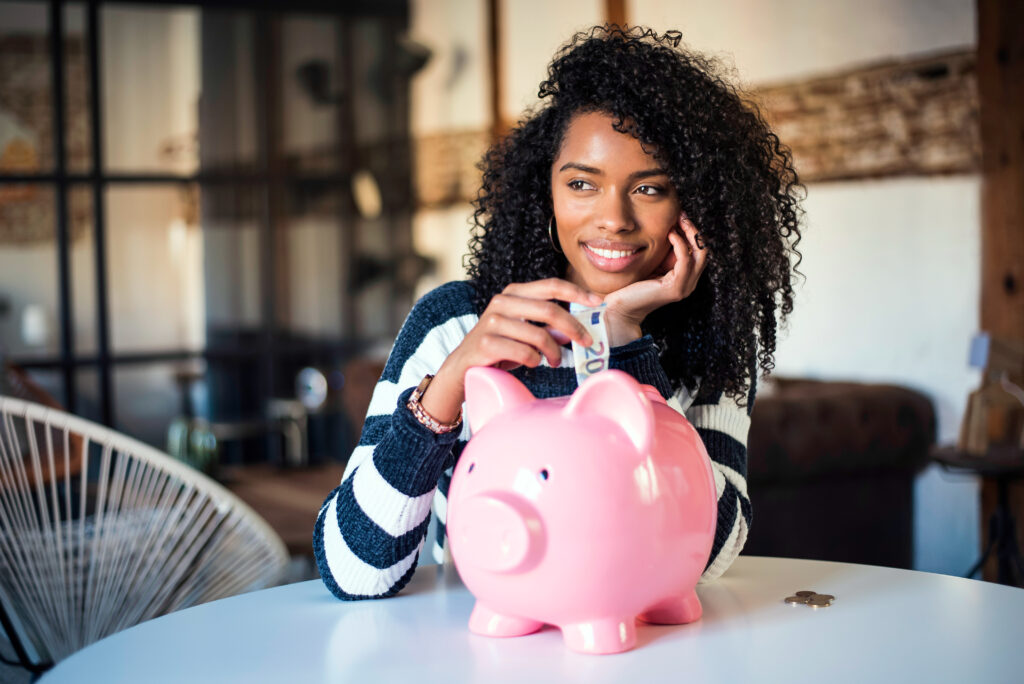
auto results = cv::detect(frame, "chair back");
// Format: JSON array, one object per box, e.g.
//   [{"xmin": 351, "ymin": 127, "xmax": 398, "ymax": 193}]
[{"xmin": 0, "ymin": 395, "xmax": 288, "ymax": 669}]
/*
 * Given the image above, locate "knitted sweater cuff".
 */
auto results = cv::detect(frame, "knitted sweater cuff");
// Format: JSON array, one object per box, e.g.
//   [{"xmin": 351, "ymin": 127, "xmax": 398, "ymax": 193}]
[
  {"xmin": 377, "ymin": 386, "xmax": 462, "ymax": 497},
  {"xmin": 609, "ymin": 334, "xmax": 673, "ymax": 399}
]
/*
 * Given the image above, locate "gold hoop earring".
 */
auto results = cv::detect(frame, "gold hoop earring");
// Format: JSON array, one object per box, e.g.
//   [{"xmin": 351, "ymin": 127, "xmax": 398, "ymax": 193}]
[{"xmin": 548, "ymin": 217, "xmax": 562, "ymax": 254}]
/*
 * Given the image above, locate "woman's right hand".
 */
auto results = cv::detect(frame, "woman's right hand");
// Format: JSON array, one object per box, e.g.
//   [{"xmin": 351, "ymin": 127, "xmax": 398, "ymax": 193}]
[{"xmin": 419, "ymin": 279, "xmax": 602, "ymax": 424}]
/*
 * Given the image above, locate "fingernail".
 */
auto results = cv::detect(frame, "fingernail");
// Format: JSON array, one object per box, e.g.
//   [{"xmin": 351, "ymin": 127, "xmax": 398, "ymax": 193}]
[{"xmin": 588, "ymin": 294, "xmax": 602, "ymax": 305}]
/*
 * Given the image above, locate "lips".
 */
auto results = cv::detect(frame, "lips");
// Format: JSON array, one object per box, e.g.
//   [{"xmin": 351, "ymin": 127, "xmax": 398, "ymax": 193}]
[{"xmin": 581, "ymin": 241, "xmax": 644, "ymax": 272}]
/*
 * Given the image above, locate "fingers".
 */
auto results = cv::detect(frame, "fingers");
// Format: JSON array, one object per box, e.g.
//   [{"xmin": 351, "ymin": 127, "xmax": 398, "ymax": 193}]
[
  {"xmin": 503, "ymin": 278, "xmax": 603, "ymax": 308},
  {"xmin": 545, "ymin": 326, "xmax": 572, "ymax": 346},
  {"xmin": 479, "ymin": 314, "xmax": 565, "ymax": 367},
  {"xmin": 461, "ymin": 280, "xmax": 601, "ymax": 372},
  {"xmin": 476, "ymin": 334, "xmax": 545, "ymax": 369},
  {"xmin": 679, "ymin": 215, "xmax": 708, "ymax": 259},
  {"xmin": 677, "ymin": 215, "xmax": 709, "ymax": 284},
  {"xmin": 666, "ymin": 230, "xmax": 688, "ymax": 281},
  {"xmin": 491, "ymin": 289, "xmax": 594, "ymax": 346},
  {"xmin": 654, "ymin": 216, "xmax": 707, "ymax": 303}
]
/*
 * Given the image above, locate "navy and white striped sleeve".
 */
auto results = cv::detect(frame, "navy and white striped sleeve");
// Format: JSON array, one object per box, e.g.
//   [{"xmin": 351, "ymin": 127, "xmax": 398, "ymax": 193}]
[
  {"xmin": 684, "ymin": 361, "xmax": 756, "ymax": 583},
  {"xmin": 313, "ymin": 282, "xmax": 477, "ymax": 600},
  {"xmin": 610, "ymin": 336, "xmax": 755, "ymax": 582}
]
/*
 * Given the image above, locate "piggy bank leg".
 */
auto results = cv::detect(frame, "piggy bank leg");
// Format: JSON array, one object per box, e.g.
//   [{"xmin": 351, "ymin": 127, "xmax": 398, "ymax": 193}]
[
  {"xmin": 561, "ymin": 618, "xmax": 637, "ymax": 654},
  {"xmin": 638, "ymin": 590, "xmax": 702, "ymax": 625},
  {"xmin": 468, "ymin": 601, "xmax": 543, "ymax": 638}
]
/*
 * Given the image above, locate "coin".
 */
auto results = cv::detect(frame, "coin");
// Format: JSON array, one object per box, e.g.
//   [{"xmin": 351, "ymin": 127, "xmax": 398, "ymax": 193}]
[
  {"xmin": 806, "ymin": 596, "xmax": 833, "ymax": 608},
  {"xmin": 813, "ymin": 594, "xmax": 835, "ymax": 602},
  {"xmin": 795, "ymin": 590, "xmax": 816, "ymax": 597},
  {"xmin": 784, "ymin": 596, "xmax": 809, "ymax": 604}
]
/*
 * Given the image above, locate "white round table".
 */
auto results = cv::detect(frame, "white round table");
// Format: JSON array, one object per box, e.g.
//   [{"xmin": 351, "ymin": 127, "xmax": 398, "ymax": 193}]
[{"xmin": 42, "ymin": 556, "xmax": 1024, "ymax": 683}]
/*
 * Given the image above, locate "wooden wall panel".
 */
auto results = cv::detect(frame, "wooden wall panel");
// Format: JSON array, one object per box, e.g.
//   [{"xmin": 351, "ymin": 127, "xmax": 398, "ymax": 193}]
[{"xmin": 977, "ymin": 0, "xmax": 1024, "ymax": 585}]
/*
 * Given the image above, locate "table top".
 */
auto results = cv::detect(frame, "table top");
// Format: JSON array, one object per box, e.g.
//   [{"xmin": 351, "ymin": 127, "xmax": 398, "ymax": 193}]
[
  {"xmin": 932, "ymin": 445, "xmax": 1024, "ymax": 478},
  {"xmin": 42, "ymin": 556, "xmax": 1024, "ymax": 684}
]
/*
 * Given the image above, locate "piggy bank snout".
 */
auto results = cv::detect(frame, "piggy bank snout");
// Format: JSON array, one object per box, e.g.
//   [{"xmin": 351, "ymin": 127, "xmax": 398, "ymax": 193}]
[{"xmin": 451, "ymin": 493, "xmax": 543, "ymax": 573}]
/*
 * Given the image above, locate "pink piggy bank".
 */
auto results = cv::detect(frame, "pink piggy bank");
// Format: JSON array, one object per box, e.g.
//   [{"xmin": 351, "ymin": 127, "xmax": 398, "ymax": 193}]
[{"xmin": 447, "ymin": 367, "xmax": 718, "ymax": 655}]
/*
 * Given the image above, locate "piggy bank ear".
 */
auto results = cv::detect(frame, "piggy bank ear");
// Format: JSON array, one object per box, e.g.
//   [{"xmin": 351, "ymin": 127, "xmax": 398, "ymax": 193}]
[
  {"xmin": 563, "ymin": 369, "xmax": 653, "ymax": 455},
  {"xmin": 465, "ymin": 366, "xmax": 536, "ymax": 432}
]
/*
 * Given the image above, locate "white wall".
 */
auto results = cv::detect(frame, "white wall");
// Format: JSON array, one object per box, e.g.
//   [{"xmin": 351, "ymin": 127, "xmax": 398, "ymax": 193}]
[
  {"xmin": 499, "ymin": 0, "xmax": 604, "ymax": 120},
  {"xmin": 776, "ymin": 176, "xmax": 981, "ymax": 443},
  {"xmin": 629, "ymin": 0, "xmax": 975, "ymax": 84},
  {"xmin": 409, "ymin": 0, "xmax": 490, "ymax": 135}
]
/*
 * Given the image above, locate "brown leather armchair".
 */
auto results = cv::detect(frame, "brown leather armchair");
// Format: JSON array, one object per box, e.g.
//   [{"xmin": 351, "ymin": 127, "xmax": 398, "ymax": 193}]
[{"xmin": 743, "ymin": 377, "xmax": 936, "ymax": 569}]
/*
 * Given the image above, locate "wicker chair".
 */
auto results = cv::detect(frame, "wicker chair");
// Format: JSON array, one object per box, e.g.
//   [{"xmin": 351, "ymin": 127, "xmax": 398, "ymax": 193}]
[{"xmin": 0, "ymin": 396, "xmax": 288, "ymax": 673}]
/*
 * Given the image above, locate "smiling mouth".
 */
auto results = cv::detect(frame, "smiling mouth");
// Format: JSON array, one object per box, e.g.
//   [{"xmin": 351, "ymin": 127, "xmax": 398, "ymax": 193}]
[
  {"xmin": 581, "ymin": 243, "xmax": 644, "ymax": 272},
  {"xmin": 583, "ymin": 243, "xmax": 641, "ymax": 259}
]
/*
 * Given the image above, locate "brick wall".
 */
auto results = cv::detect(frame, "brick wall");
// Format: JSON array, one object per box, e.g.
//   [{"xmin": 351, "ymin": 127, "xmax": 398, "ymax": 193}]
[
  {"xmin": 0, "ymin": 36, "xmax": 91, "ymax": 244},
  {"xmin": 412, "ymin": 47, "xmax": 980, "ymax": 207},
  {"xmin": 752, "ymin": 49, "xmax": 978, "ymax": 183}
]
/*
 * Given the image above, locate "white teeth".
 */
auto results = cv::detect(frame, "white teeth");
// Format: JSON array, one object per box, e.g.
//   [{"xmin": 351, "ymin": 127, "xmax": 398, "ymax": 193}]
[{"xmin": 587, "ymin": 245, "xmax": 636, "ymax": 259}]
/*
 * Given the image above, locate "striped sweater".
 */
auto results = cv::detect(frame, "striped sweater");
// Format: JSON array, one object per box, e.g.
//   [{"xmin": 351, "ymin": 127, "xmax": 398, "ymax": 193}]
[{"xmin": 314, "ymin": 281, "xmax": 754, "ymax": 600}]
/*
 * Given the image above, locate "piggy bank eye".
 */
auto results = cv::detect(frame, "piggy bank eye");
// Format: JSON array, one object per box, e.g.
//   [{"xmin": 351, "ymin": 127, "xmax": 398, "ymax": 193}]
[
  {"xmin": 538, "ymin": 469, "xmax": 549, "ymax": 482},
  {"xmin": 468, "ymin": 463, "xmax": 475, "ymax": 474}
]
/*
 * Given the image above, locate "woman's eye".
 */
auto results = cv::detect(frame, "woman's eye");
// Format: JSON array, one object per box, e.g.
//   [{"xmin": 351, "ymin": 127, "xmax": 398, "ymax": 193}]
[
  {"xmin": 568, "ymin": 180, "xmax": 592, "ymax": 191},
  {"xmin": 635, "ymin": 184, "xmax": 662, "ymax": 196}
]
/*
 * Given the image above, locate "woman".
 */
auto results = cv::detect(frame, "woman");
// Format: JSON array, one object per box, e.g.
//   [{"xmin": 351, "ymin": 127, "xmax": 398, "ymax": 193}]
[{"xmin": 314, "ymin": 26, "xmax": 803, "ymax": 600}]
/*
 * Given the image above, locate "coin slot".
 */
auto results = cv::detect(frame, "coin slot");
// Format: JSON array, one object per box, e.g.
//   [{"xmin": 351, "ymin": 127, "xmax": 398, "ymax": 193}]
[
  {"xmin": 468, "ymin": 463, "xmax": 475, "ymax": 473},
  {"xmin": 538, "ymin": 469, "xmax": 549, "ymax": 481}
]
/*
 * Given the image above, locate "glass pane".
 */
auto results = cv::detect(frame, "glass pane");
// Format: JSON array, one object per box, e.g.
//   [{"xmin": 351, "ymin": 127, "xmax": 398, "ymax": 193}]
[
  {"xmin": 0, "ymin": 184, "xmax": 60, "ymax": 358},
  {"xmin": 277, "ymin": 184, "xmax": 346, "ymax": 338},
  {"xmin": 201, "ymin": 184, "xmax": 263, "ymax": 346},
  {"xmin": 101, "ymin": 5, "xmax": 200, "ymax": 174},
  {"xmin": 0, "ymin": 1, "xmax": 52, "ymax": 173},
  {"xmin": 68, "ymin": 184, "xmax": 96, "ymax": 355},
  {"xmin": 197, "ymin": 10, "xmax": 259, "ymax": 173},
  {"xmin": 0, "ymin": 366, "xmax": 64, "ymax": 410},
  {"xmin": 353, "ymin": 214, "xmax": 402, "ymax": 341},
  {"xmin": 74, "ymin": 365, "xmax": 102, "ymax": 423},
  {"xmin": 350, "ymin": 17, "xmax": 389, "ymax": 148},
  {"xmin": 113, "ymin": 362, "xmax": 188, "ymax": 448},
  {"xmin": 280, "ymin": 15, "xmax": 342, "ymax": 172},
  {"xmin": 105, "ymin": 184, "xmax": 205, "ymax": 353},
  {"xmin": 64, "ymin": 2, "xmax": 91, "ymax": 173}
]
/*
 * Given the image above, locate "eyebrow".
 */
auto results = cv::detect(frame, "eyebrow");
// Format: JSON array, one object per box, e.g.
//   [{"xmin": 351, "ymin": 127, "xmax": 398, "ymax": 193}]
[{"xmin": 557, "ymin": 162, "xmax": 668, "ymax": 180}]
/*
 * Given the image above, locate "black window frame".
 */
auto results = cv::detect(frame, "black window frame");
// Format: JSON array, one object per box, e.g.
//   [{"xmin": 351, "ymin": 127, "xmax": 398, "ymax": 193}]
[{"xmin": 0, "ymin": 0, "xmax": 412, "ymax": 432}]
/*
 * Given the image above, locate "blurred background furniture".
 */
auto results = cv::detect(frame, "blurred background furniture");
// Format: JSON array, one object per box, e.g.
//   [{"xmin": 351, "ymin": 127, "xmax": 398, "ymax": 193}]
[
  {"xmin": 931, "ymin": 446, "xmax": 1024, "ymax": 586},
  {"xmin": 220, "ymin": 462, "xmax": 346, "ymax": 558},
  {"xmin": 0, "ymin": 396, "xmax": 288, "ymax": 675},
  {"xmin": 744, "ymin": 377, "xmax": 936, "ymax": 569},
  {"xmin": 202, "ymin": 356, "xmax": 387, "ymax": 563}
]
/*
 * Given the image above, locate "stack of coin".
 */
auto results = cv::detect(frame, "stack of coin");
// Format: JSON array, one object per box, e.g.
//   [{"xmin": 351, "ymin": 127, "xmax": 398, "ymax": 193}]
[{"xmin": 783, "ymin": 590, "xmax": 835, "ymax": 608}]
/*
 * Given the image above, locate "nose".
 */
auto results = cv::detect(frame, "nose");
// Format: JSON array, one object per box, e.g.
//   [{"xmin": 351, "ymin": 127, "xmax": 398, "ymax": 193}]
[
  {"xmin": 595, "ymin": 190, "xmax": 634, "ymax": 233},
  {"xmin": 450, "ymin": 493, "xmax": 543, "ymax": 573}
]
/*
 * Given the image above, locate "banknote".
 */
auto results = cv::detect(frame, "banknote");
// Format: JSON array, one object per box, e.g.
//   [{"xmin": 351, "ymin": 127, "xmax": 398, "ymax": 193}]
[{"xmin": 569, "ymin": 302, "xmax": 609, "ymax": 387}]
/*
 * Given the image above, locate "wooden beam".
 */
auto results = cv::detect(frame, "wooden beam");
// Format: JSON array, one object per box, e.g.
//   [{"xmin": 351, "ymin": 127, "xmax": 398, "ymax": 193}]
[
  {"xmin": 605, "ymin": 0, "xmax": 627, "ymax": 28},
  {"xmin": 754, "ymin": 50, "xmax": 979, "ymax": 183},
  {"xmin": 977, "ymin": 0, "xmax": 1024, "ymax": 584},
  {"xmin": 487, "ymin": 0, "xmax": 505, "ymax": 141},
  {"xmin": 978, "ymin": 0, "xmax": 1024, "ymax": 340}
]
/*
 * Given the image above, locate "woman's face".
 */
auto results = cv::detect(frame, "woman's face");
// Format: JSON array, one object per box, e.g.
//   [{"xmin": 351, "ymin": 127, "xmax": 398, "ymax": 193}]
[{"xmin": 551, "ymin": 111, "xmax": 682, "ymax": 297}]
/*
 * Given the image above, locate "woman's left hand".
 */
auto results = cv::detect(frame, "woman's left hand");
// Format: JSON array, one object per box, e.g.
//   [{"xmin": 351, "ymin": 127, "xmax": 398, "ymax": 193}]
[{"xmin": 602, "ymin": 214, "xmax": 708, "ymax": 346}]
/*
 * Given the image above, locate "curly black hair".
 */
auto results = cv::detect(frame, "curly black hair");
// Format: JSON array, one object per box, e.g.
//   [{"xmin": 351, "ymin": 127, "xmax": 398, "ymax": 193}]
[{"xmin": 465, "ymin": 26, "xmax": 804, "ymax": 406}]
